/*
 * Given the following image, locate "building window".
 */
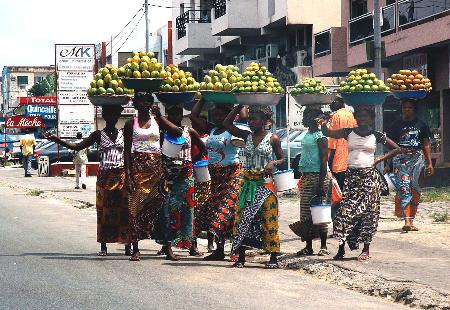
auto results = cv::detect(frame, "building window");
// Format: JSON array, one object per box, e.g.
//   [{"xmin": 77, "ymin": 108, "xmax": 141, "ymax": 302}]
[
  {"xmin": 314, "ymin": 30, "xmax": 331, "ymax": 57},
  {"xmin": 386, "ymin": 0, "xmax": 396, "ymax": 5},
  {"xmin": 34, "ymin": 76, "xmax": 44, "ymax": 85},
  {"xmin": 350, "ymin": 0, "xmax": 368, "ymax": 19},
  {"xmin": 17, "ymin": 76, "xmax": 28, "ymax": 86}
]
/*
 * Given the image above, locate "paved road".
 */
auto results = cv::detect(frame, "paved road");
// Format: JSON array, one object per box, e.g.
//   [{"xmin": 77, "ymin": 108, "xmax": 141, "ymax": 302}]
[{"xmin": 0, "ymin": 186, "xmax": 407, "ymax": 310}]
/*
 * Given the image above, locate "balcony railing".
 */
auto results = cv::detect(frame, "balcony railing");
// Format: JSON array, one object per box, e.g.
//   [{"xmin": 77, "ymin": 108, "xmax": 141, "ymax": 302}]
[
  {"xmin": 398, "ymin": 0, "xmax": 450, "ymax": 27},
  {"xmin": 176, "ymin": 10, "xmax": 211, "ymax": 39},
  {"xmin": 349, "ymin": 4, "xmax": 396, "ymax": 44},
  {"xmin": 213, "ymin": 0, "xmax": 226, "ymax": 19},
  {"xmin": 314, "ymin": 29, "xmax": 331, "ymax": 57}
]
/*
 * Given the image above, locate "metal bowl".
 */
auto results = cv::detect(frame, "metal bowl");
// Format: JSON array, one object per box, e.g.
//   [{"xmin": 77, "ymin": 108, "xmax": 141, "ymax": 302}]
[
  {"xmin": 391, "ymin": 90, "xmax": 429, "ymax": 100},
  {"xmin": 291, "ymin": 93, "xmax": 335, "ymax": 105},
  {"xmin": 88, "ymin": 95, "xmax": 132, "ymax": 106},
  {"xmin": 234, "ymin": 93, "xmax": 283, "ymax": 106},
  {"xmin": 200, "ymin": 91, "xmax": 237, "ymax": 105},
  {"xmin": 183, "ymin": 100, "xmax": 214, "ymax": 111},
  {"xmin": 340, "ymin": 91, "xmax": 390, "ymax": 106},
  {"xmin": 121, "ymin": 78, "xmax": 164, "ymax": 92},
  {"xmin": 155, "ymin": 92, "xmax": 196, "ymax": 105}
]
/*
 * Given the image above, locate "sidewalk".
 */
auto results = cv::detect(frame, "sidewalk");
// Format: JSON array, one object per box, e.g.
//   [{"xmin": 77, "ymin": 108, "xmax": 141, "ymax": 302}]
[{"xmin": 1, "ymin": 166, "xmax": 449, "ymax": 308}]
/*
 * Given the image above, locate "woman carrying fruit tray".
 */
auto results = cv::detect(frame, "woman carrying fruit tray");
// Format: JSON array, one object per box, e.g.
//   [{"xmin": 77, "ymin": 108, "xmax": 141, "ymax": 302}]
[
  {"xmin": 190, "ymin": 99, "xmax": 244, "ymax": 261},
  {"xmin": 223, "ymin": 105, "xmax": 284, "ymax": 269}
]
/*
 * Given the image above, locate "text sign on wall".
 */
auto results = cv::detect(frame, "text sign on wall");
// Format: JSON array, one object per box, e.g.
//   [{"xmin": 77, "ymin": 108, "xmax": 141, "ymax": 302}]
[
  {"xmin": 19, "ymin": 96, "xmax": 57, "ymax": 105},
  {"xmin": 57, "ymin": 91, "xmax": 90, "ymax": 105},
  {"xmin": 55, "ymin": 44, "xmax": 95, "ymax": 71},
  {"xmin": 25, "ymin": 105, "xmax": 57, "ymax": 120},
  {"xmin": 5, "ymin": 116, "xmax": 44, "ymax": 128},
  {"xmin": 57, "ymin": 71, "xmax": 92, "ymax": 91},
  {"xmin": 58, "ymin": 105, "xmax": 94, "ymax": 138}
]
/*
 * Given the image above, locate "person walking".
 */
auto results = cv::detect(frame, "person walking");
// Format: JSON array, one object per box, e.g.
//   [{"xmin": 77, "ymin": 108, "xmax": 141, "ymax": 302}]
[
  {"xmin": 328, "ymin": 96, "xmax": 357, "ymax": 189},
  {"xmin": 19, "ymin": 130, "xmax": 36, "ymax": 177},
  {"xmin": 47, "ymin": 105, "xmax": 130, "ymax": 256},
  {"xmin": 224, "ymin": 105, "xmax": 283, "ymax": 269},
  {"xmin": 388, "ymin": 99, "xmax": 434, "ymax": 232},
  {"xmin": 190, "ymin": 99, "xmax": 243, "ymax": 261},
  {"xmin": 290, "ymin": 107, "xmax": 331, "ymax": 257},
  {"xmin": 73, "ymin": 132, "xmax": 88, "ymax": 190},
  {"xmin": 319, "ymin": 107, "xmax": 401, "ymax": 261}
]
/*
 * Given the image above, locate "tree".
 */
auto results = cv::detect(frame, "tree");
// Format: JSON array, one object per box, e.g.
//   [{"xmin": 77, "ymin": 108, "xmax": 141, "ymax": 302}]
[{"xmin": 28, "ymin": 74, "xmax": 56, "ymax": 96}]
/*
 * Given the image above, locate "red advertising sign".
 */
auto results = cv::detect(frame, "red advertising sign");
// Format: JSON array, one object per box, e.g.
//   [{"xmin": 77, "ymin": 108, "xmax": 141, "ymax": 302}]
[
  {"xmin": 5, "ymin": 116, "xmax": 44, "ymax": 128},
  {"xmin": 19, "ymin": 96, "xmax": 57, "ymax": 105}
]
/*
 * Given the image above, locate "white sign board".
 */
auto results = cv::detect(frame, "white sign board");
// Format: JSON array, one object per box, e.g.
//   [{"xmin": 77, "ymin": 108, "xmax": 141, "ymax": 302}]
[
  {"xmin": 58, "ymin": 105, "xmax": 95, "ymax": 138},
  {"xmin": 57, "ymin": 91, "xmax": 90, "ymax": 105},
  {"xmin": 55, "ymin": 44, "xmax": 95, "ymax": 71},
  {"xmin": 288, "ymin": 94, "xmax": 306, "ymax": 130},
  {"xmin": 57, "ymin": 71, "xmax": 92, "ymax": 91}
]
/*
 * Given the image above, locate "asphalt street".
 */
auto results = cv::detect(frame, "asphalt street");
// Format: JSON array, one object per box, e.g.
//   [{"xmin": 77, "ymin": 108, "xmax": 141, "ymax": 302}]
[{"xmin": 0, "ymin": 186, "xmax": 407, "ymax": 310}]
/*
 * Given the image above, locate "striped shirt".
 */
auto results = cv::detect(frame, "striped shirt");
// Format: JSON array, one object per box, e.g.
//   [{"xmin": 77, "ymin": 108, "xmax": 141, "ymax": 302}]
[{"xmin": 99, "ymin": 129, "xmax": 124, "ymax": 170}]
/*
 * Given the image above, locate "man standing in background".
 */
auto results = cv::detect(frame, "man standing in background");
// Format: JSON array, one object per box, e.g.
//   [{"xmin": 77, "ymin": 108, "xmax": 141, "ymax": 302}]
[
  {"xmin": 19, "ymin": 130, "xmax": 36, "ymax": 177},
  {"xmin": 73, "ymin": 132, "xmax": 88, "ymax": 190},
  {"xmin": 327, "ymin": 96, "xmax": 357, "ymax": 189}
]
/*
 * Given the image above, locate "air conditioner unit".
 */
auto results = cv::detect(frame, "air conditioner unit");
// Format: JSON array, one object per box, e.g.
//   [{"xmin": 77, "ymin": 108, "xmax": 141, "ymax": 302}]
[
  {"xmin": 296, "ymin": 50, "xmax": 308, "ymax": 66},
  {"xmin": 233, "ymin": 56, "xmax": 240, "ymax": 65},
  {"xmin": 256, "ymin": 47, "xmax": 265, "ymax": 60},
  {"xmin": 239, "ymin": 55, "xmax": 245, "ymax": 63},
  {"xmin": 266, "ymin": 44, "xmax": 278, "ymax": 58}
]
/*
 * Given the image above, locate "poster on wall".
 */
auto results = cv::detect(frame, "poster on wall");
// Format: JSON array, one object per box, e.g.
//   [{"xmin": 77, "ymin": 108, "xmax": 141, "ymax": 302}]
[
  {"xmin": 57, "ymin": 71, "xmax": 92, "ymax": 91},
  {"xmin": 57, "ymin": 91, "xmax": 90, "ymax": 105},
  {"xmin": 58, "ymin": 105, "xmax": 95, "ymax": 138}
]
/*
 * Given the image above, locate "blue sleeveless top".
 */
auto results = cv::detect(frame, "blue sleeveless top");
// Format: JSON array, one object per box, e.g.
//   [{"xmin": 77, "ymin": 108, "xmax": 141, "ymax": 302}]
[{"xmin": 206, "ymin": 128, "xmax": 239, "ymax": 165}]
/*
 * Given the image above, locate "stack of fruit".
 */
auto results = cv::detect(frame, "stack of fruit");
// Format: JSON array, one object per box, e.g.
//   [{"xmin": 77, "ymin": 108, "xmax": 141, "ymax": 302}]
[
  {"xmin": 87, "ymin": 64, "xmax": 133, "ymax": 106},
  {"xmin": 290, "ymin": 78, "xmax": 327, "ymax": 95},
  {"xmin": 338, "ymin": 69, "xmax": 390, "ymax": 106},
  {"xmin": 119, "ymin": 51, "xmax": 165, "ymax": 92},
  {"xmin": 159, "ymin": 64, "xmax": 200, "ymax": 93},
  {"xmin": 290, "ymin": 78, "xmax": 334, "ymax": 105},
  {"xmin": 198, "ymin": 64, "xmax": 242, "ymax": 104},
  {"xmin": 232, "ymin": 63, "xmax": 284, "ymax": 106},
  {"xmin": 387, "ymin": 70, "xmax": 431, "ymax": 100}
]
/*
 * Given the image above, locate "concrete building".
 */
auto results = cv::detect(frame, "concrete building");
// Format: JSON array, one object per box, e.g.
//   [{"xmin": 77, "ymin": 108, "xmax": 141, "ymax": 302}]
[{"xmin": 1, "ymin": 66, "xmax": 55, "ymax": 115}]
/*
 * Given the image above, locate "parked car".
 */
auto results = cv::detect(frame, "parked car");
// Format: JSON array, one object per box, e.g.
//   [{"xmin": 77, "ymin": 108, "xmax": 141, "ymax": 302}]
[
  {"xmin": 31, "ymin": 141, "xmax": 98, "ymax": 170},
  {"xmin": 277, "ymin": 128, "xmax": 305, "ymax": 172}
]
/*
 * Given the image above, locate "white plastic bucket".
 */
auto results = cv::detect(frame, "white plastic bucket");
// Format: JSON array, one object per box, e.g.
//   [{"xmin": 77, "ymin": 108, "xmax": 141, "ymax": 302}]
[
  {"xmin": 384, "ymin": 173, "xmax": 396, "ymax": 194},
  {"xmin": 272, "ymin": 170, "xmax": 296, "ymax": 192},
  {"xmin": 193, "ymin": 160, "xmax": 210, "ymax": 182},
  {"xmin": 231, "ymin": 123, "xmax": 252, "ymax": 148},
  {"xmin": 310, "ymin": 203, "xmax": 332, "ymax": 224},
  {"xmin": 162, "ymin": 134, "xmax": 186, "ymax": 158}
]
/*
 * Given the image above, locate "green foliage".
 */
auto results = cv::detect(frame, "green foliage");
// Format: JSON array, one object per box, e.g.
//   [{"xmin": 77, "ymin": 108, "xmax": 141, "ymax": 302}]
[
  {"xmin": 28, "ymin": 74, "xmax": 56, "ymax": 96},
  {"xmin": 431, "ymin": 211, "xmax": 449, "ymax": 223}
]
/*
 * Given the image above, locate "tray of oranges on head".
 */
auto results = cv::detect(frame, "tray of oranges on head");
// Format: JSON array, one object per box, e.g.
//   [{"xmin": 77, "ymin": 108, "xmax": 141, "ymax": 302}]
[
  {"xmin": 338, "ymin": 69, "xmax": 390, "ymax": 106},
  {"xmin": 387, "ymin": 70, "xmax": 432, "ymax": 100},
  {"xmin": 156, "ymin": 64, "xmax": 199, "ymax": 106}
]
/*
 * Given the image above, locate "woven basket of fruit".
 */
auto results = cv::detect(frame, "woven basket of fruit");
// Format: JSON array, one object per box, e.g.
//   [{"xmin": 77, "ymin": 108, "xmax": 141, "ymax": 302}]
[
  {"xmin": 198, "ymin": 64, "xmax": 243, "ymax": 104},
  {"xmin": 156, "ymin": 91, "xmax": 197, "ymax": 105},
  {"xmin": 387, "ymin": 70, "xmax": 431, "ymax": 100},
  {"xmin": 88, "ymin": 95, "xmax": 132, "ymax": 106}
]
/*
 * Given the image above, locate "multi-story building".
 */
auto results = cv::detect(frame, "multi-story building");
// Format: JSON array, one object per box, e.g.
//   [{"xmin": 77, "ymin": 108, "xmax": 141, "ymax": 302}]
[{"xmin": 1, "ymin": 66, "xmax": 55, "ymax": 115}]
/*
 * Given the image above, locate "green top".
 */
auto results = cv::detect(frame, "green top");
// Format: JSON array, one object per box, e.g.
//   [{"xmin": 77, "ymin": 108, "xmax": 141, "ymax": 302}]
[{"xmin": 298, "ymin": 130, "xmax": 325, "ymax": 173}]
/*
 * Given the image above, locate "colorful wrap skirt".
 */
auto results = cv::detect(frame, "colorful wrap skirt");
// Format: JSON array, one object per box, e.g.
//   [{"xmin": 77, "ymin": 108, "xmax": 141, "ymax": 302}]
[
  {"xmin": 208, "ymin": 163, "xmax": 241, "ymax": 239},
  {"xmin": 154, "ymin": 157, "xmax": 195, "ymax": 249},
  {"xmin": 289, "ymin": 172, "xmax": 331, "ymax": 241},
  {"xmin": 333, "ymin": 167, "xmax": 384, "ymax": 250},
  {"xmin": 231, "ymin": 170, "xmax": 280, "ymax": 254},
  {"xmin": 128, "ymin": 152, "xmax": 165, "ymax": 243},
  {"xmin": 392, "ymin": 151, "xmax": 424, "ymax": 219},
  {"xmin": 96, "ymin": 167, "xmax": 129, "ymax": 243},
  {"xmin": 193, "ymin": 180, "xmax": 212, "ymax": 237}
]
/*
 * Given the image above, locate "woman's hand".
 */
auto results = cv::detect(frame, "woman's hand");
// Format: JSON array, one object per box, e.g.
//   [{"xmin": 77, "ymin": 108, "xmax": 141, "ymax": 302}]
[
  {"xmin": 315, "ymin": 117, "xmax": 327, "ymax": 126},
  {"xmin": 45, "ymin": 132, "xmax": 56, "ymax": 141},
  {"xmin": 264, "ymin": 161, "xmax": 275, "ymax": 177},
  {"xmin": 150, "ymin": 105, "xmax": 162, "ymax": 117},
  {"xmin": 426, "ymin": 163, "xmax": 434, "ymax": 176}
]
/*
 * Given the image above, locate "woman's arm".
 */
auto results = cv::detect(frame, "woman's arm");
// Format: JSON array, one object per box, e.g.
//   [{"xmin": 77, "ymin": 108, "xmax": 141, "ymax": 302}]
[
  {"xmin": 317, "ymin": 137, "xmax": 328, "ymax": 196},
  {"xmin": 223, "ymin": 104, "xmax": 250, "ymax": 139},
  {"xmin": 317, "ymin": 118, "xmax": 348, "ymax": 139},
  {"xmin": 422, "ymin": 138, "xmax": 434, "ymax": 176},
  {"xmin": 189, "ymin": 128, "xmax": 207, "ymax": 157},
  {"xmin": 123, "ymin": 120, "xmax": 135, "ymax": 192},
  {"xmin": 265, "ymin": 134, "xmax": 284, "ymax": 176},
  {"xmin": 373, "ymin": 137, "xmax": 401, "ymax": 166},
  {"xmin": 47, "ymin": 131, "xmax": 99, "ymax": 151},
  {"xmin": 189, "ymin": 98, "xmax": 211, "ymax": 134},
  {"xmin": 151, "ymin": 105, "xmax": 182, "ymax": 137}
]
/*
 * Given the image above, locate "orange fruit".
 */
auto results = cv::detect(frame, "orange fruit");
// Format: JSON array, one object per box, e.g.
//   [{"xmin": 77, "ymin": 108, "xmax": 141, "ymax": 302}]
[
  {"xmin": 411, "ymin": 70, "xmax": 419, "ymax": 76},
  {"xmin": 416, "ymin": 74, "xmax": 424, "ymax": 80}
]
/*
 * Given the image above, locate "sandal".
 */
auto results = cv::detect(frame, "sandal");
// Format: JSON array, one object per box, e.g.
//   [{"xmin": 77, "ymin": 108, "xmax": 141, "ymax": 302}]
[
  {"xmin": 317, "ymin": 249, "xmax": 331, "ymax": 256},
  {"xmin": 97, "ymin": 250, "xmax": 107, "ymax": 257},
  {"xmin": 232, "ymin": 261, "xmax": 245, "ymax": 268},
  {"xmin": 265, "ymin": 262, "xmax": 279, "ymax": 269},
  {"xmin": 189, "ymin": 248, "xmax": 204, "ymax": 257},
  {"xmin": 410, "ymin": 225, "xmax": 419, "ymax": 231},
  {"xmin": 357, "ymin": 252, "xmax": 371, "ymax": 262},
  {"xmin": 297, "ymin": 247, "xmax": 314, "ymax": 256},
  {"xmin": 402, "ymin": 225, "xmax": 411, "ymax": 232},
  {"xmin": 129, "ymin": 251, "xmax": 141, "ymax": 261},
  {"xmin": 204, "ymin": 251, "xmax": 225, "ymax": 261},
  {"xmin": 229, "ymin": 254, "xmax": 239, "ymax": 262}
]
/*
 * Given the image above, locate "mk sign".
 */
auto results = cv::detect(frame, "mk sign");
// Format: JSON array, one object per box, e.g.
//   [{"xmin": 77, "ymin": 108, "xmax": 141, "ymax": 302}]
[
  {"xmin": 5, "ymin": 116, "xmax": 44, "ymax": 128},
  {"xmin": 19, "ymin": 96, "xmax": 57, "ymax": 105},
  {"xmin": 55, "ymin": 44, "xmax": 95, "ymax": 71}
]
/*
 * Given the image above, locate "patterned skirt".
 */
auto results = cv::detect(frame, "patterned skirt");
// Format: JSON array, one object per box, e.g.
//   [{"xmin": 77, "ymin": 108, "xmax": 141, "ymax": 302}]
[
  {"xmin": 334, "ymin": 167, "xmax": 383, "ymax": 250},
  {"xmin": 231, "ymin": 170, "xmax": 280, "ymax": 254},
  {"xmin": 128, "ymin": 152, "xmax": 165, "ymax": 243},
  {"xmin": 96, "ymin": 167, "xmax": 129, "ymax": 243},
  {"xmin": 208, "ymin": 163, "xmax": 241, "ymax": 239},
  {"xmin": 193, "ymin": 180, "xmax": 212, "ymax": 236},
  {"xmin": 154, "ymin": 158, "xmax": 195, "ymax": 249},
  {"xmin": 289, "ymin": 172, "xmax": 331, "ymax": 241}
]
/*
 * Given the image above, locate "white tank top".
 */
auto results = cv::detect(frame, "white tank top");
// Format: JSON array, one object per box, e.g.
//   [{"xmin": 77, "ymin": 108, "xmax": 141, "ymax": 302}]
[{"xmin": 132, "ymin": 116, "xmax": 161, "ymax": 153}]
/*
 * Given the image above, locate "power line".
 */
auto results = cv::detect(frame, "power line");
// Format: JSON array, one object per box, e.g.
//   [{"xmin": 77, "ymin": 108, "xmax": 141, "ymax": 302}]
[
  {"xmin": 106, "ymin": 7, "xmax": 143, "ymax": 47},
  {"xmin": 115, "ymin": 11, "xmax": 145, "ymax": 54}
]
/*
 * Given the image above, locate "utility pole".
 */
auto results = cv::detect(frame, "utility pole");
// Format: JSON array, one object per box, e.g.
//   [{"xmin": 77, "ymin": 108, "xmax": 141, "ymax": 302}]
[
  {"xmin": 373, "ymin": 0, "xmax": 383, "ymax": 157},
  {"xmin": 145, "ymin": 0, "xmax": 150, "ymax": 53}
]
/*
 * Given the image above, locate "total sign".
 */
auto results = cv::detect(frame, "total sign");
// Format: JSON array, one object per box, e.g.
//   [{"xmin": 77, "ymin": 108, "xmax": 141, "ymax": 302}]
[{"xmin": 55, "ymin": 44, "xmax": 95, "ymax": 71}]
